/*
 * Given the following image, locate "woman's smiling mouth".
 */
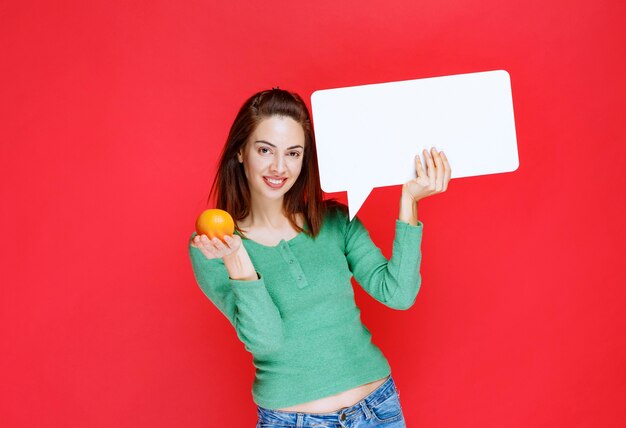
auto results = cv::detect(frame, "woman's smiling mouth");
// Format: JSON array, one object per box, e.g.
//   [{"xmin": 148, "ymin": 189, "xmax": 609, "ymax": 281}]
[{"xmin": 263, "ymin": 176, "xmax": 287, "ymax": 188}]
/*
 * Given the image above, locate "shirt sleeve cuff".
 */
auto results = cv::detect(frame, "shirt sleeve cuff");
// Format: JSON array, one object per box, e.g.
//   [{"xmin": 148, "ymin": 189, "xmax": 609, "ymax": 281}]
[
  {"xmin": 395, "ymin": 219, "xmax": 423, "ymax": 235},
  {"xmin": 229, "ymin": 273, "xmax": 264, "ymax": 291}
]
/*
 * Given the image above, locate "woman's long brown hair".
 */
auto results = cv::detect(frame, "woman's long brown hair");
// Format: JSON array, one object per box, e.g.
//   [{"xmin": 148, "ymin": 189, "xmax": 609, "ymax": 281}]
[{"xmin": 209, "ymin": 88, "xmax": 327, "ymax": 237}]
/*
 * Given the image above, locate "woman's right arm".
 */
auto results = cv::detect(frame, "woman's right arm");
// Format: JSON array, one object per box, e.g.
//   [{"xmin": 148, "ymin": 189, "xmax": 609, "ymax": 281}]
[{"xmin": 189, "ymin": 233, "xmax": 284, "ymax": 356}]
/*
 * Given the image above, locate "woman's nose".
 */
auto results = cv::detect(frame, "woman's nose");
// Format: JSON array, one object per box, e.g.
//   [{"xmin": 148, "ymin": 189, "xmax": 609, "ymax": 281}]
[{"xmin": 270, "ymin": 155, "xmax": 285, "ymax": 173}]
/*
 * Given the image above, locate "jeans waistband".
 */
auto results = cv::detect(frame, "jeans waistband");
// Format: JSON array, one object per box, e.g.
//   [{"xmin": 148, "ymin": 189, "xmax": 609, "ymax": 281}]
[{"xmin": 257, "ymin": 375, "xmax": 397, "ymax": 424}]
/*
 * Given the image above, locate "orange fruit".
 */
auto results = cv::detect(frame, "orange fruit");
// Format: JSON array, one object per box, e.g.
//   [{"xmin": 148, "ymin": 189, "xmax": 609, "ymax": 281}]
[{"xmin": 195, "ymin": 209, "xmax": 235, "ymax": 241}]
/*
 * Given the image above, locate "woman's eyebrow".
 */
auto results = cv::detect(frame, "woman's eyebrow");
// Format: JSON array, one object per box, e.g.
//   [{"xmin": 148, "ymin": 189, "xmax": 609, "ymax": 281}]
[
  {"xmin": 254, "ymin": 140, "xmax": 276, "ymax": 147},
  {"xmin": 254, "ymin": 140, "xmax": 304, "ymax": 150}
]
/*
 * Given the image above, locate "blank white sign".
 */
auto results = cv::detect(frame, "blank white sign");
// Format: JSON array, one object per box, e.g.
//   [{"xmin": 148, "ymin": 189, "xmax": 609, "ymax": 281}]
[{"xmin": 311, "ymin": 69, "xmax": 519, "ymax": 218}]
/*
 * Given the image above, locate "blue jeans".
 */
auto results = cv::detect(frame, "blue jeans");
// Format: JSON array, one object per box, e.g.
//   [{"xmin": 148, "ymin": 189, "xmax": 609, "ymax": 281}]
[{"xmin": 256, "ymin": 375, "xmax": 406, "ymax": 427}]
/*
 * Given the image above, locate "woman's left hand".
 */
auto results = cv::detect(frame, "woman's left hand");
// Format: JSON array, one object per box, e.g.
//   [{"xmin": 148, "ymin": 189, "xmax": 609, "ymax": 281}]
[{"xmin": 402, "ymin": 147, "xmax": 451, "ymax": 203}]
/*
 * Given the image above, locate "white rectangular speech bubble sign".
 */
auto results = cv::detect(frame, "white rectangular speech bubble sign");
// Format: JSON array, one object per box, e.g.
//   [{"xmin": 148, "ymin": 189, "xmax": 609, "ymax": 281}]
[{"xmin": 311, "ymin": 70, "xmax": 519, "ymax": 218}]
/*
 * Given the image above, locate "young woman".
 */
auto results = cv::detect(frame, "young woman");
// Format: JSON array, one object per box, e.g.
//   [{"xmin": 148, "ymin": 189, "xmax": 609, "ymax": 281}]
[{"xmin": 189, "ymin": 88, "xmax": 451, "ymax": 427}]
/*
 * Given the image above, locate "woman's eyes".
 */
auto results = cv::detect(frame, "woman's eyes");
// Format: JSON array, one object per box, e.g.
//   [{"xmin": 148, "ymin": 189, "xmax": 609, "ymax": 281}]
[{"xmin": 257, "ymin": 147, "xmax": 302, "ymax": 158}]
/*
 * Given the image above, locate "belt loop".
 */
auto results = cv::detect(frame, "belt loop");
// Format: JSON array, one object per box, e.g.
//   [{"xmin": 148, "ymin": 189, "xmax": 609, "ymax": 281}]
[
  {"xmin": 296, "ymin": 413, "xmax": 304, "ymax": 428},
  {"xmin": 360, "ymin": 400, "xmax": 373, "ymax": 419}
]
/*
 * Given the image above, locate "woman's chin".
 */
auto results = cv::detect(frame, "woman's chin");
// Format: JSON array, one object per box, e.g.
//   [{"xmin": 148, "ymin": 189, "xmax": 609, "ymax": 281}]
[{"xmin": 252, "ymin": 190, "xmax": 289, "ymax": 204}]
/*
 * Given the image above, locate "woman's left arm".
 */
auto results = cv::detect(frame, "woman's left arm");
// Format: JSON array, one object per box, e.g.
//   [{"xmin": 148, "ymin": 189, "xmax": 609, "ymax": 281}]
[
  {"xmin": 345, "ymin": 147, "xmax": 451, "ymax": 309},
  {"xmin": 399, "ymin": 147, "xmax": 452, "ymax": 225}
]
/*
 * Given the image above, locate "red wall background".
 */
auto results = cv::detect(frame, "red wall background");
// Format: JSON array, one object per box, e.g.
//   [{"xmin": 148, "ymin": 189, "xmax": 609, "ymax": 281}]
[{"xmin": 1, "ymin": 1, "xmax": 625, "ymax": 426}]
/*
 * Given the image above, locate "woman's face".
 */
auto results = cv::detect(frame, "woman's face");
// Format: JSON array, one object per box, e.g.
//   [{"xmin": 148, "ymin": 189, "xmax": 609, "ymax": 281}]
[{"xmin": 238, "ymin": 115, "xmax": 306, "ymax": 205}]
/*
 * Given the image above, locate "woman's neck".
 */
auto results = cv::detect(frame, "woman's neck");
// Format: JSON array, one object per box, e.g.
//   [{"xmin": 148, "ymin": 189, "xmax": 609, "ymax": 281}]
[
  {"xmin": 239, "ymin": 198, "xmax": 303, "ymax": 245},
  {"xmin": 245, "ymin": 198, "xmax": 290, "ymax": 230}
]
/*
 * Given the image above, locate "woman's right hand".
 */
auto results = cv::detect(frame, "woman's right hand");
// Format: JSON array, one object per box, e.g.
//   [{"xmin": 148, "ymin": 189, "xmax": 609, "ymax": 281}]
[
  {"xmin": 190, "ymin": 234, "xmax": 242, "ymax": 260},
  {"xmin": 191, "ymin": 234, "xmax": 258, "ymax": 281}
]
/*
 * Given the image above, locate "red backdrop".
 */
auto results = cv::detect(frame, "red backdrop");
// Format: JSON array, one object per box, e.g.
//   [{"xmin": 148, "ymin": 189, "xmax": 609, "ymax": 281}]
[{"xmin": 1, "ymin": 0, "xmax": 625, "ymax": 426}]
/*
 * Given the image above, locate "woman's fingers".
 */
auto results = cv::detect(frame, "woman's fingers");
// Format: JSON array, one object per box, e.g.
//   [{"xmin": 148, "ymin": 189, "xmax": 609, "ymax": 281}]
[
  {"xmin": 223, "ymin": 235, "xmax": 241, "ymax": 252},
  {"xmin": 211, "ymin": 237, "xmax": 227, "ymax": 252},
  {"xmin": 405, "ymin": 147, "xmax": 451, "ymax": 201},
  {"xmin": 423, "ymin": 149, "xmax": 436, "ymax": 187},
  {"xmin": 192, "ymin": 234, "xmax": 234, "ymax": 259},
  {"xmin": 415, "ymin": 154, "xmax": 425, "ymax": 179},
  {"xmin": 194, "ymin": 235, "xmax": 215, "ymax": 258},
  {"xmin": 212, "ymin": 237, "xmax": 239, "ymax": 258},
  {"xmin": 431, "ymin": 147, "xmax": 444, "ymax": 191},
  {"xmin": 441, "ymin": 151, "xmax": 451, "ymax": 191},
  {"xmin": 211, "ymin": 235, "xmax": 242, "ymax": 257}
]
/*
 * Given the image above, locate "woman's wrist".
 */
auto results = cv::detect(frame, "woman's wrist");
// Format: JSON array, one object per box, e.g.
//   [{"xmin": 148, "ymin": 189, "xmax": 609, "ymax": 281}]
[
  {"xmin": 223, "ymin": 247, "xmax": 258, "ymax": 281},
  {"xmin": 399, "ymin": 186, "xmax": 419, "ymax": 226}
]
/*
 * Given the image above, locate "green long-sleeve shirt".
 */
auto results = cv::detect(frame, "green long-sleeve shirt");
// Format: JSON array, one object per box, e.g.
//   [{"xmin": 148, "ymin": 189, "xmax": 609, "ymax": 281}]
[{"xmin": 188, "ymin": 207, "xmax": 423, "ymax": 409}]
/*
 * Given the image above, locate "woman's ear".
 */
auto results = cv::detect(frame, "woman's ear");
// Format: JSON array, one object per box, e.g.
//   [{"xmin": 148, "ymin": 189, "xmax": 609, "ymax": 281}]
[{"xmin": 238, "ymin": 141, "xmax": 248, "ymax": 163}]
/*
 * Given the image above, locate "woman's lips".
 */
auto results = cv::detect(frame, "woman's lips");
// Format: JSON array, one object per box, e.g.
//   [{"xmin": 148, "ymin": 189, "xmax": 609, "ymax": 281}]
[{"xmin": 263, "ymin": 176, "xmax": 287, "ymax": 189}]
